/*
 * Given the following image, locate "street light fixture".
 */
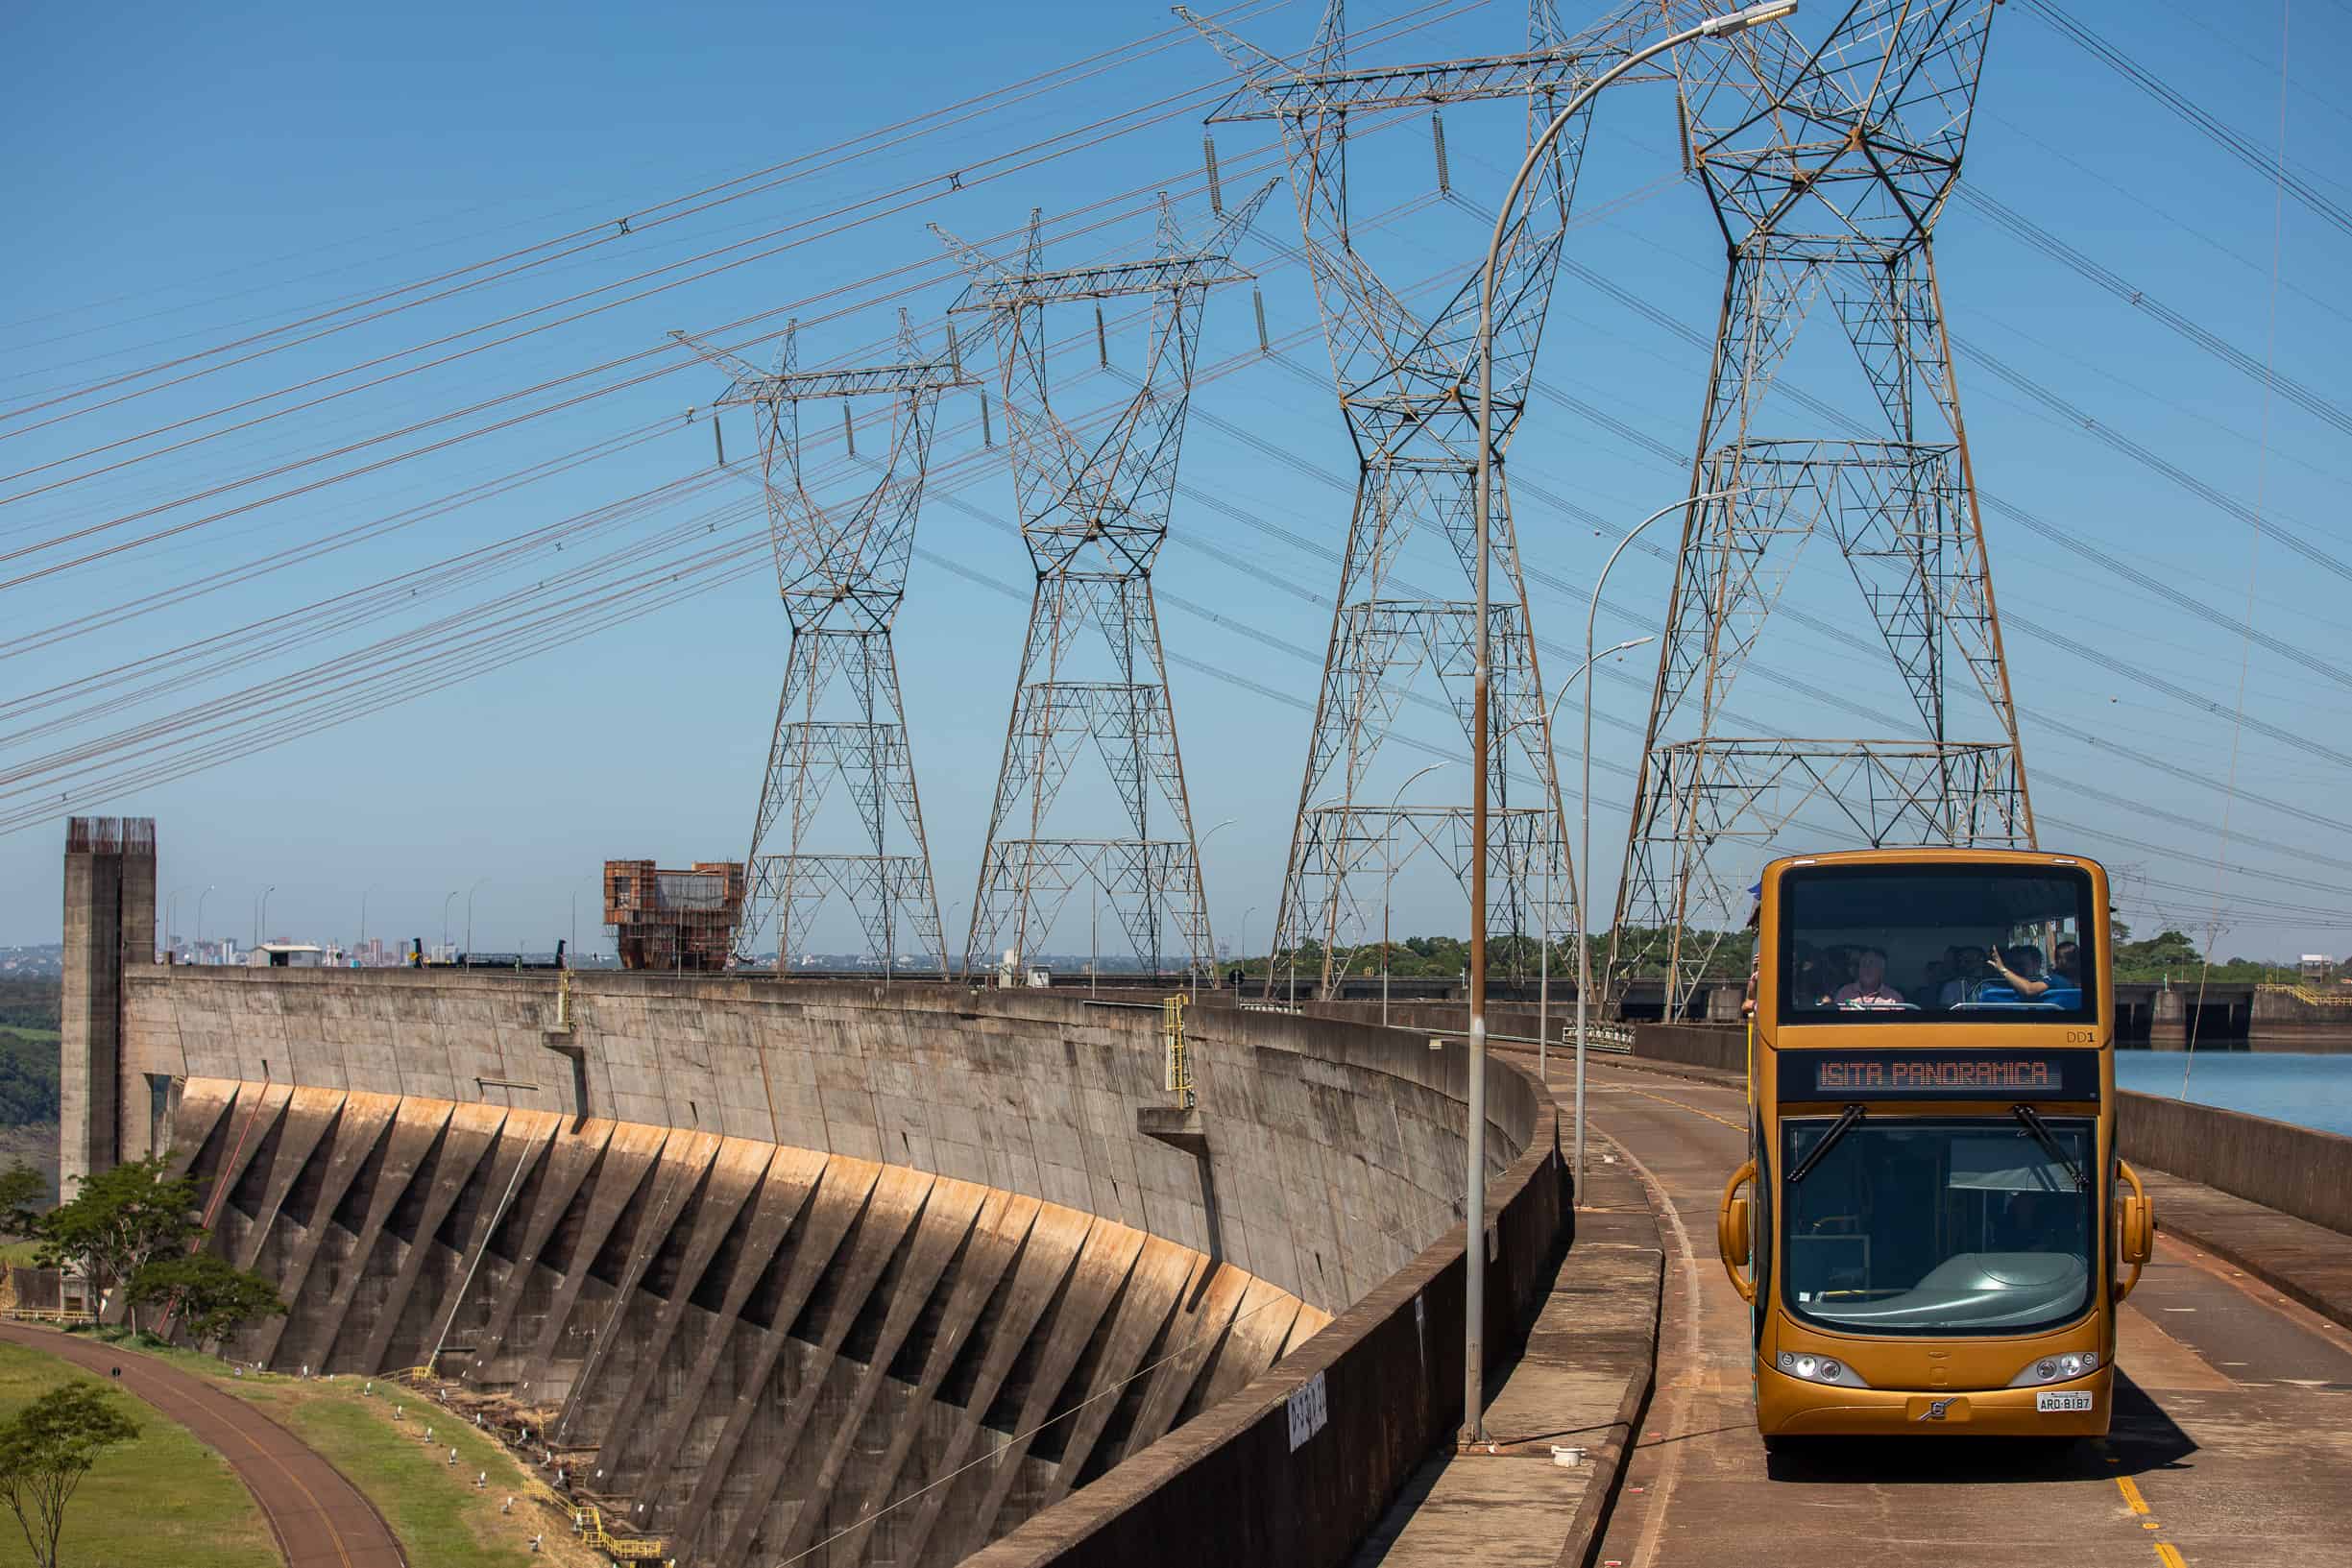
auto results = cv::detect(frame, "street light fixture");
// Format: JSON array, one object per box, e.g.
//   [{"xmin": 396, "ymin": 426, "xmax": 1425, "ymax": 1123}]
[
  {"xmin": 1468, "ymin": 0, "xmax": 1799, "ymax": 1443},
  {"xmin": 466, "ymin": 878, "xmax": 490, "ymax": 955},
  {"xmin": 1538, "ymin": 637, "xmax": 1655, "ymax": 1085},
  {"xmin": 1196, "ymin": 818, "xmax": 1236, "ymax": 999},
  {"xmin": 443, "ymin": 890, "xmax": 459, "ymax": 954},
  {"xmin": 1574, "ymin": 496, "xmax": 1734, "ymax": 1202},
  {"xmin": 196, "ymin": 885, "xmax": 216, "ymax": 960},
  {"xmin": 255, "ymin": 885, "xmax": 276, "ymax": 951},
  {"xmin": 1382, "ymin": 763, "xmax": 1450, "ymax": 1027},
  {"xmin": 165, "ymin": 886, "xmax": 185, "ymax": 961}
]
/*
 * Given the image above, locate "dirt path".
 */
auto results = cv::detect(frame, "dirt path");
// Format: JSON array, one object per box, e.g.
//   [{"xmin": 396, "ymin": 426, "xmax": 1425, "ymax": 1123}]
[{"xmin": 0, "ymin": 1323, "xmax": 405, "ymax": 1567}]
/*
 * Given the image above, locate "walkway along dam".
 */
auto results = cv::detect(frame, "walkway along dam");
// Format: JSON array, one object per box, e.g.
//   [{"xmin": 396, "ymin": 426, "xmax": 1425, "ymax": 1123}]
[{"xmin": 78, "ymin": 935, "xmax": 1565, "ymax": 1566}]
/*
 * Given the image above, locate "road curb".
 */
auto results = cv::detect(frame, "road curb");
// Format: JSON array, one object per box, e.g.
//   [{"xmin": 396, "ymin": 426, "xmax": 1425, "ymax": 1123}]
[
  {"xmin": 1553, "ymin": 1248, "xmax": 1661, "ymax": 1568},
  {"xmin": 2148, "ymin": 1206, "xmax": 2352, "ymax": 1333}
]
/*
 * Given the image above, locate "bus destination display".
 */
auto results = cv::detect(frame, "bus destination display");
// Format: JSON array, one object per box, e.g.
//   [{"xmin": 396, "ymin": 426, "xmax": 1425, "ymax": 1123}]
[{"xmin": 1797, "ymin": 1049, "xmax": 2099, "ymax": 1101}]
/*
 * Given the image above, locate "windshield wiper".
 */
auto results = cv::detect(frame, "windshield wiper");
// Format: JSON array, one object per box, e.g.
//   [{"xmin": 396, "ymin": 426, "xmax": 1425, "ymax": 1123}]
[
  {"xmin": 1789, "ymin": 1104, "xmax": 1866, "ymax": 1184},
  {"xmin": 2012, "ymin": 1104, "xmax": 2089, "ymax": 1193}
]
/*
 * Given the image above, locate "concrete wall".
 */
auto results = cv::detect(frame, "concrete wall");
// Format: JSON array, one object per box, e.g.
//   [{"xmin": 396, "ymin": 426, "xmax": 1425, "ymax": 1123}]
[
  {"xmin": 128, "ymin": 970, "xmax": 1564, "ymax": 1568},
  {"xmin": 967, "ymin": 1095, "xmax": 1566, "ymax": 1568},
  {"xmin": 2116, "ymin": 1091, "xmax": 2352, "ymax": 1237},
  {"xmin": 127, "ymin": 972, "xmax": 1535, "ymax": 1314},
  {"xmin": 1631, "ymin": 1022, "xmax": 1747, "ymax": 1073},
  {"xmin": 174, "ymin": 1080, "xmax": 1329, "ymax": 1566}
]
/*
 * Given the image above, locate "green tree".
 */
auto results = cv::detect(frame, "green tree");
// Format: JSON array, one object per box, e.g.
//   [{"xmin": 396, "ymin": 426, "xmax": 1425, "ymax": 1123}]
[
  {"xmin": 0, "ymin": 1381, "xmax": 139, "ymax": 1568},
  {"xmin": 0, "ymin": 1163, "xmax": 46, "ymax": 1242},
  {"xmin": 125, "ymin": 1253, "xmax": 285, "ymax": 1345},
  {"xmin": 35, "ymin": 1156, "xmax": 200, "ymax": 1332}
]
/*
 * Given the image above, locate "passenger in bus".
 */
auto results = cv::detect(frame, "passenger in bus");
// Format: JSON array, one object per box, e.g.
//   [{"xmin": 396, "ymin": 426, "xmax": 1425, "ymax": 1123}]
[
  {"xmin": 1832, "ymin": 948, "xmax": 1908, "ymax": 1008},
  {"xmin": 2052, "ymin": 940, "xmax": 2081, "ymax": 983},
  {"xmin": 1913, "ymin": 957, "xmax": 1951, "ymax": 1008},
  {"xmin": 1938, "ymin": 946, "xmax": 1987, "ymax": 1007},
  {"xmin": 1985, "ymin": 942, "xmax": 2051, "ymax": 999}
]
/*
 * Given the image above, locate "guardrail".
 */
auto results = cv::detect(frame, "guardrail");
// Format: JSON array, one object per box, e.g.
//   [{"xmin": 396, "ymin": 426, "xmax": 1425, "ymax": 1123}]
[
  {"xmin": 572, "ymin": 1505, "xmax": 668, "ymax": 1562},
  {"xmin": 3, "ymin": 1309, "xmax": 95, "ymax": 1326},
  {"xmin": 2258, "ymin": 983, "xmax": 2352, "ymax": 1008}
]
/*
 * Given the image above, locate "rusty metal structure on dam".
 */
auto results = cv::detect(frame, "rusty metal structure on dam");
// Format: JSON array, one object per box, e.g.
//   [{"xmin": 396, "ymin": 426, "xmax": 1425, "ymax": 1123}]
[
  {"xmin": 674, "ymin": 313, "xmax": 967, "ymax": 975},
  {"xmin": 1183, "ymin": 0, "xmax": 1674, "ymax": 997},
  {"xmin": 1609, "ymin": 0, "xmax": 2036, "ymax": 1015},
  {"xmin": 934, "ymin": 186, "xmax": 1273, "ymax": 981}
]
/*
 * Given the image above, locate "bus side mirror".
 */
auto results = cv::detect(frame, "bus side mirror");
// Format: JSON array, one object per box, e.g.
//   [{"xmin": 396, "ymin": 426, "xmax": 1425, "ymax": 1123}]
[
  {"xmin": 2120, "ymin": 1194, "xmax": 2153, "ymax": 1266},
  {"xmin": 2115, "ymin": 1160, "xmax": 2153, "ymax": 1300},
  {"xmin": 1717, "ymin": 1161, "xmax": 1758, "ymax": 1303}
]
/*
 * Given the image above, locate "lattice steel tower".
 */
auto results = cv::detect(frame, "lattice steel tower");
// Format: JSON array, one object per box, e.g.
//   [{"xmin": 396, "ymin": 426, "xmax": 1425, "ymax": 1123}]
[
  {"xmin": 674, "ymin": 313, "xmax": 966, "ymax": 974},
  {"xmin": 1185, "ymin": 0, "xmax": 1661, "ymax": 996},
  {"xmin": 1610, "ymin": 0, "xmax": 2034, "ymax": 1015},
  {"xmin": 935, "ymin": 187, "xmax": 1273, "ymax": 978}
]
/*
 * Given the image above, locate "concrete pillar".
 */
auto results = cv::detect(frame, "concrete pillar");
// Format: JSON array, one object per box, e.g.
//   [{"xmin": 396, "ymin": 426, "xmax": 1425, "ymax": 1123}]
[{"xmin": 59, "ymin": 817, "xmax": 157, "ymax": 1190}]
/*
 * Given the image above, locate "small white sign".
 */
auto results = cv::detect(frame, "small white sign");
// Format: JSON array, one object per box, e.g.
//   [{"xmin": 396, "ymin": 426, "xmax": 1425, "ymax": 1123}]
[
  {"xmin": 1287, "ymin": 1370, "xmax": 1330, "ymax": 1451},
  {"xmin": 2036, "ymin": 1389, "xmax": 2094, "ymax": 1413}
]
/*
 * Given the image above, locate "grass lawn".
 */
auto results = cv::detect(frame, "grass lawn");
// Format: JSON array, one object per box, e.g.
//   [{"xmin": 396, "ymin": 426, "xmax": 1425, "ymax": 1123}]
[
  {"xmin": 0, "ymin": 1339, "xmax": 273, "ymax": 1568},
  {"xmin": 81, "ymin": 1333, "xmax": 608, "ymax": 1568}
]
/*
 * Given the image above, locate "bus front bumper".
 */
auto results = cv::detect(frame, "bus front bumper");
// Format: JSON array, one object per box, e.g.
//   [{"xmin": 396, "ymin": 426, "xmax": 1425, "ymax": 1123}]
[{"xmin": 1760, "ymin": 1364, "xmax": 2112, "ymax": 1437}]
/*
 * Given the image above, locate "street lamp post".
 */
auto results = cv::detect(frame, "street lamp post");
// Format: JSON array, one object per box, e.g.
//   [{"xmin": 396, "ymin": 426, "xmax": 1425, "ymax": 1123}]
[
  {"xmin": 1383, "ymin": 764, "xmax": 1450, "ymax": 1027},
  {"xmin": 1240, "ymin": 905, "xmax": 1256, "ymax": 996},
  {"xmin": 1576, "ymin": 497, "xmax": 1734, "ymax": 1203},
  {"xmin": 255, "ymin": 885, "xmax": 276, "ymax": 951},
  {"xmin": 1470, "ymin": 0, "xmax": 1796, "ymax": 1443},
  {"xmin": 443, "ymin": 890, "xmax": 459, "ymax": 954},
  {"xmin": 165, "ymin": 887, "xmax": 185, "ymax": 961},
  {"xmin": 1536, "ymin": 637, "xmax": 1656, "ymax": 1084},
  {"xmin": 1195, "ymin": 819, "xmax": 1236, "ymax": 1000},
  {"xmin": 196, "ymin": 885, "xmax": 216, "ymax": 960},
  {"xmin": 467, "ymin": 879, "xmax": 490, "ymax": 955}
]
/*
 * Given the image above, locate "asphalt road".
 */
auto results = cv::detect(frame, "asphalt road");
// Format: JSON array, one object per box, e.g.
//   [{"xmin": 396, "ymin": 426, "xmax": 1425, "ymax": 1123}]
[
  {"xmin": 1577, "ymin": 1059, "xmax": 2352, "ymax": 1568},
  {"xmin": 0, "ymin": 1322, "xmax": 406, "ymax": 1568}
]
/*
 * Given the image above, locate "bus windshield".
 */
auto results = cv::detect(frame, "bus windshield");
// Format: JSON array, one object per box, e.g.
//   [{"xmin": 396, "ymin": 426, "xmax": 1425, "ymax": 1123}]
[
  {"xmin": 1782, "ymin": 1116, "xmax": 2096, "ymax": 1336},
  {"xmin": 1778, "ymin": 863, "xmax": 2095, "ymax": 1024}
]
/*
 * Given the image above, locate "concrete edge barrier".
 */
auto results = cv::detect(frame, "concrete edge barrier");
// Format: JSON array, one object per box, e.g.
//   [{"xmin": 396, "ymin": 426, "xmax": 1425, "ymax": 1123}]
[
  {"xmin": 2113, "ymin": 1088, "xmax": 2352, "ymax": 1237},
  {"xmin": 1550, "ymin": 1222, "xmax": 1663, "ymax": 1568},
  {"xmin": 965, "ymin": 1076, "xmax": 1568, "ymax": 1568},
  {"xmin": 2134, "ymin": 1190, "xmax": 2352, "ymax": 1332}
]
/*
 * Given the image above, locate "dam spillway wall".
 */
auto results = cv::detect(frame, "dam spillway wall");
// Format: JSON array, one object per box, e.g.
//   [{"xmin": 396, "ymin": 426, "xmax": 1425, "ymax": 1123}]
[
  {"xmin": 172, "ymin": 1078, "xmax": 1328, "ymax": 1565},
  {"xmin": 116, "ymin": 971, "xmax": 1556, "ymax": 1566},
  {"xmin": 123, "ymin": 972, "xmax": 1534, "ymax": 1312}
]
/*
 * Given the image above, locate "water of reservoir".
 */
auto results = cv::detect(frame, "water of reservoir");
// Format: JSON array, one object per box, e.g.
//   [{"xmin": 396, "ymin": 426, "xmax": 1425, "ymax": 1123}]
[{"xmin": 2116, "ymin": 1051, "xmax": 2352, "ymax": 1138}]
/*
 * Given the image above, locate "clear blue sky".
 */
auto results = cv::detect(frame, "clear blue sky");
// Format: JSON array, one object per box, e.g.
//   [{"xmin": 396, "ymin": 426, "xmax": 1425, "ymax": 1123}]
[{"xmin": 1, "ymin": 0, "xmax": 2345, "ymax": 963}]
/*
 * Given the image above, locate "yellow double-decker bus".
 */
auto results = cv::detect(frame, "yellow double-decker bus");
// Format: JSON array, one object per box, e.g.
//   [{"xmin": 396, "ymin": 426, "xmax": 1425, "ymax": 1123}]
[{"xmin": 1717, "ymin": 848, "xmax": 2155, "ymax": 1441}]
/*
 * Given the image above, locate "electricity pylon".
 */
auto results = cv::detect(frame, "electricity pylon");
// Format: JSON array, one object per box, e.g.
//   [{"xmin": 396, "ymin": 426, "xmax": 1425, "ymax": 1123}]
[
  {"xmin": 934, "ymin": 185, "xmax": 1273, "ymax": 981},
  {"xmin": 673, "ymin": 312, "xmax": 968, "ymax": 975},
  {"xmin": 1610, "ymin": 0, "xmax": 2034, "ymax": 1016},
  {"xmin": 1184, "ymin": 0, "xmax": 1663, "ymax": 997}
]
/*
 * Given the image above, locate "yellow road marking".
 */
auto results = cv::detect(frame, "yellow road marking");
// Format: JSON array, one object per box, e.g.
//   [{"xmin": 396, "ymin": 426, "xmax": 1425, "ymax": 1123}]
[
  {"xmin": 1606, "ymin": 1080, "xmax": 1745, "ymax": 1132},
  {"xmin": 2154, "ymin": 1544, "xmax": 2186, "ymax": 1567},
  {"xmin": 2116, "ymin": 1476, "xmax": 2149, "ymax": 1514}
]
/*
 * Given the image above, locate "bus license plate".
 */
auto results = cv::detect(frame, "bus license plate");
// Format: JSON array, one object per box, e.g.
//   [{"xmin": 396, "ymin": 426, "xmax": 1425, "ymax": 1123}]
[{"xmin": 2036, "ymin": 1390, "xmax": 2094, "ymax": 1413}]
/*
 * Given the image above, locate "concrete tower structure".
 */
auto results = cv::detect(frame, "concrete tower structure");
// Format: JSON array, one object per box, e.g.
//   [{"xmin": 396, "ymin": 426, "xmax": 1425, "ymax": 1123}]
[{"xmin": 60, "ymin": 816, "xmax": 157, "ymax": 1189}]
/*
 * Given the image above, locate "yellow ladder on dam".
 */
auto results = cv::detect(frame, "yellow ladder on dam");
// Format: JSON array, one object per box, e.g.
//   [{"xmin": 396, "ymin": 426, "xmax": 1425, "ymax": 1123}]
[{"xmin": 572, "ymin": 1505, "xmax": 668, "ymax": 1562}]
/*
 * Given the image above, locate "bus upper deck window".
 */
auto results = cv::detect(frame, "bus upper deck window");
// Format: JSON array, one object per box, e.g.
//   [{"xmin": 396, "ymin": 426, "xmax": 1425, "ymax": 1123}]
[{"xmin": 1778, "ymin": 864, "xmax": 2096, "ymax": 1025}]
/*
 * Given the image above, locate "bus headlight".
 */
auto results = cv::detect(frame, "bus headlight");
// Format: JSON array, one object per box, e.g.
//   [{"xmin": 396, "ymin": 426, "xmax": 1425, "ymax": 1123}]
[
  {"xmin": 1776, "ymin": 1350, "xmax": 1871, "ymax": 1387},
  {"xmin": 2007, "ymin": 1349, "xmax": 2098, "ymax": 1387}
]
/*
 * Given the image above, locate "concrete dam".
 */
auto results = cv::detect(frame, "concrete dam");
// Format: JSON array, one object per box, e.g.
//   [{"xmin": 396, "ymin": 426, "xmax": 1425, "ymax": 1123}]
[{"xmin": 101, "ymin": 969, "xmax": 1559, "ymax": 1566}]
